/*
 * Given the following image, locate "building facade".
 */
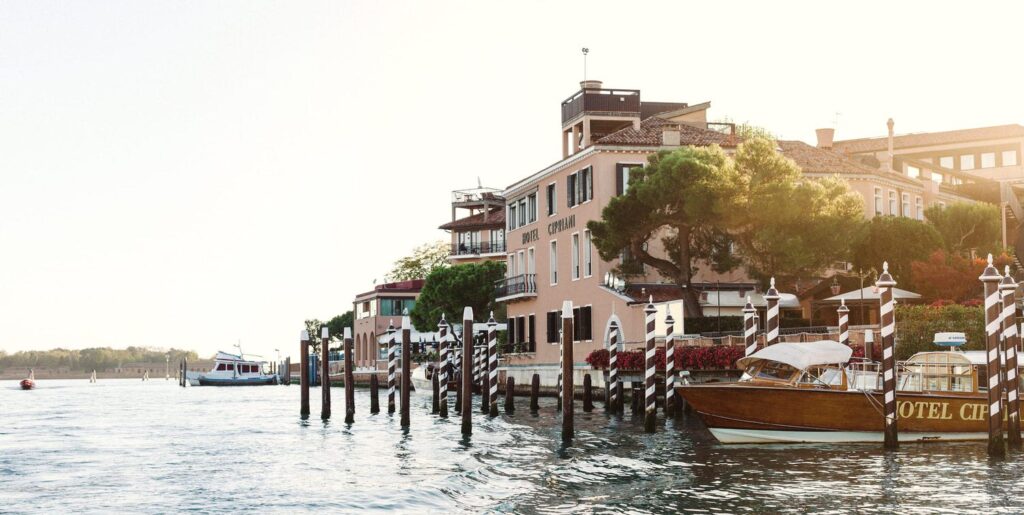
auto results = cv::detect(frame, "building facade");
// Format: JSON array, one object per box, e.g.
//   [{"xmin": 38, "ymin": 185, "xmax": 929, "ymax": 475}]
[{"xmin": 352, "ymin": 279, "xmax": 423, "ymax": 368}]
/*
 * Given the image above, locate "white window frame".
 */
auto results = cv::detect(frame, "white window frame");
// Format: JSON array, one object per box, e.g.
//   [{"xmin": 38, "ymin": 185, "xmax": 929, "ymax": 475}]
[
  {"xmin": 549, "ymin": 240, "xmax": 558, "ymax": 286},
  {"xmin": 916, "ymin": 196, "xmax": 924, "ymax": 220},
  {"xmin": 583, "ymin": 230, "xmax": 593, "ymax": 278},
  {"xmin": 527, "ymin": 193, "xmax": 537, "ymax": 224},
  {"xmin": 901, "ymin": 193, "xmax": 910, "ymax": 217},
  {"xmin": 527, "ymin": 247, "xmax": 535, "ymax": 276},
  {"xmin": 981, "ymin": 152, "xmax": 997, "ymax": 169},
  {"xmin": 888, "ymin": 190, "xmax": 897, "ymax": 215},
  {"xmin": 546, "ymin": 182, "xmax": 557, "ymax": 217},
  {"xmin": 1002, "ymin": 150, "xmax": 1018, "ymax": 167},
  {"xmin": 508, "ymin": 203, "xmax": 517, "ymax": 230},
  {"xmin": 961, "ymin": 154, "xmax": 975, "ymax": 170},
  {"xmin": 571, "ymin": 232, "xmax": 580, "ymax": 281},
  {"xmin": 873, "ymin": 187, "xmax": 883, "ymax": 215}
]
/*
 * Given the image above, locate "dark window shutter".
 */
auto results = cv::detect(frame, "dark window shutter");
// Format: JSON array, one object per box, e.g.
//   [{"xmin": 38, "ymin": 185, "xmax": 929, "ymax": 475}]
[
  {"xmin": 582, "ymin": 306, "xmax": 592, "ymax": 340},
  {"xmin": 507, "ymin": 319, "xmax": 515, "ymax": 346},
  {"xmin": 572, "ymin": 307, "xmax": 581, "ymax": 341},
  {"xmin": 528, "ymin": 315, "xmax": 536, "ymax": 352},
  {"xmin": 547, "ymin": 312, "xmax": 557, "ymax": 343},
  {"xmin": 517, "ymin": 317, "xmax": 526, "ymax": 344},
  {"xmin": 616, "ymin": 165, "xmax": 624, "ymax": 196},
  {"xmin": 567, "ymin": 175, "xmax": 575, "ymax": 207}
]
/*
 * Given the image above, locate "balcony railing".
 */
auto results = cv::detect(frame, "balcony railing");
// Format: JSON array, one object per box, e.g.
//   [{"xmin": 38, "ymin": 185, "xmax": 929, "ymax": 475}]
[
  {"xmin": 495, "ymin": 274, "xmax": 537, "ymax": 299},
  {"xmin": 451, "ymin": 241, "xmax": 506, "ymax": 257},
  {"xmin": 561, "ymin": 88, "xmax": 641, "ymax": 124}
]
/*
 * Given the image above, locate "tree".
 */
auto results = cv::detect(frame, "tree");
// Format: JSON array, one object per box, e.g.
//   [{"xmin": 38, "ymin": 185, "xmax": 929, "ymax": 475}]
[
  {"xmin": 386, "ymin": 241, "xmax": 450, "ymax": 282},
  {"xmin": 324, "ymin": 311, "xmax": 354, "ymax": 348},
  {"xmin": 729, "ymin": 139, "xmax": 865, "ymax": 287},
  {"xmin": 849, "ymin": 216, "xmax": 944, "ymax": 288},
  {"xmin": 911, "ymin": 250, "xmax": 1014, "ymax": 303},
  {"xmin": 924, "ymin": 202, "xmax": 1002, "ymax": 257},
  {"xmin": 304, "ymin": 319, "xmax": 324, "ymax": 354},
  {"xmin": 588, "ymin": 145, "xmax": 741, "ymax": 316},
  {"xmin": 410, "ymin": 261, "xmax": 507, "ymax": 332}
]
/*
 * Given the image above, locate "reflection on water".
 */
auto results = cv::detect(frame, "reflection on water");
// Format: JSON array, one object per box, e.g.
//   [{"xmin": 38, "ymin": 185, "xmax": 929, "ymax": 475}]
[{"xmin": 3, "ymin": 380, "xmax": 1024, "ymax": 513}]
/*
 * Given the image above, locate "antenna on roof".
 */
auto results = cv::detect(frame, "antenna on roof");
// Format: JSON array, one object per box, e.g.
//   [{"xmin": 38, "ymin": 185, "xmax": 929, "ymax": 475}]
[
  {"xmin": 477, "ymin": 176, "xmax": 482, "ymax": 189},
  {"xmin": 581, "ymin": 47, "xmax": 589, "ymax": 82},
  {"xmin": 833, "ymin": 111, "xmax": 842, "ymax": 131}
]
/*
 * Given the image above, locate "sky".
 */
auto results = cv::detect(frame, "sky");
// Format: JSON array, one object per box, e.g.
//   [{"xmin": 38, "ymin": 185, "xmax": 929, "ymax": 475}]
[{"xmin": 2, "ymin": 1, "xmax": 1023, "ymax": 359}]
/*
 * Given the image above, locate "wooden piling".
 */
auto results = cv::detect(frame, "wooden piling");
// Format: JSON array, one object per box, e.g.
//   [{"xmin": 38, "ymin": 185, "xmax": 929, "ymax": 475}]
[
  {"xmin": 370, "ymin": 373, "xmax": 380, "ymax": 414},
  {"xmin": 530, "ymin": 373, "xmax": 540, "ymax": 411},
  {"xmin": 837, "ymin": 299, "xmax": 850, "ymax": 347},
  {"xmin": 461, "ymin": 307, "xmax": 474, "ymax": 435},
  {"xmin": 344, "ymin": 328, "xmax": 355, "ymax": 424},
  {"xmin": 487, "ymin": 314, "xmax": 499, "ymax": 417},
  {"xmin": 321, "ymin": 327, "xmax": 331, "ymax": 420},
  {"xmin": 387, "ymin": 321, "xmax": 396, "ymax": 414},
  {"xmin": 644, "ymin": 298, "xmax": 657, "ymax": 433},
  {"xmin": 743, "ymin": 297, "xmax": 757, "ymax": 357},
  {"xmin": 877, "ymin": 264, "xmax": 899, "ymax": 450},
  {"xmin": 1000, "ymin": 266, "xmax": 1022, "ymax": 449},
  {"xmin": 583, "ymin": 374, "xmax": 593, "ymax": 412},
  {"xmin": 505, "ymin": 377, "xmax": 515, "ymax": 414},
  {"xmin": 561, "ymin": 300, "xmax": 574, "ymax": 442},
  {"xmin": 432, "ymin": 372, "xmax": 440, "ymax": 414},
  {"xmin": 631, "ymin": 382, "xmax": 641, "ymax": 415},
  {"xmin": 300, "ymin": 330, "xmax": 310, "ymax": 416},
  {"xmin": 664, "ymin": 312, "xmax": 676, "ymax": 418},
  {"xmin": 438, "ymin": 316, "xmax": 450, "ymax": 418},
  {"xmin": 401, "ymin": 315, "xmax": 412, "ymax": 428},
  {"xmin": 480, "ymin": 340, "xmax": 489, "ymax": 415},
  {"xmin": 607, "ymin": 319, "xmax": 621, "ymax": 414},
  {"xmin": 765, "ymin": 278, "xmax": 780, "ymax": 347},
  {"xmin": 980, "ymin": 255, "xmax": 1005, "ymax": 456}
]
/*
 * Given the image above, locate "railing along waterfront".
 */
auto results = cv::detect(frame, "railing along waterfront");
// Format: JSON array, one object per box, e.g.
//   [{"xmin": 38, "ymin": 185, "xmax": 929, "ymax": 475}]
[
  {"xmin": 452, "ymin": 241, "xmax": 506, "ymax": 256},
  {"xmin": 495, "ymin": 274, "xmax": 536, "ymax": 298}
]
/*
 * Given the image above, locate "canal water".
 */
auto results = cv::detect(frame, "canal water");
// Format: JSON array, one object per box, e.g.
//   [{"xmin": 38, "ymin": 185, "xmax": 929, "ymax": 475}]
[{"xmin": 3, "ymin": 379, "xmax": 1024, "ymax": 513}]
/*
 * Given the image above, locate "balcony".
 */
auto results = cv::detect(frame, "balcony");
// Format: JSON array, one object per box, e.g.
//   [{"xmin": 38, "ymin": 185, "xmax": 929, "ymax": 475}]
[
  {"xmin": 450, "ymin": 241, "xmax": 506, "ymax": 258},
  {"xmin": 451, "ymin": 187, "xmax": 504, "ymax": 208},
  {"xmin": 561, "ymin": 88, "xmax": 641, "ymax": 125},
  {"xmin": 494, "ymin": 274, "xmax": 537, "ymax": 302}
]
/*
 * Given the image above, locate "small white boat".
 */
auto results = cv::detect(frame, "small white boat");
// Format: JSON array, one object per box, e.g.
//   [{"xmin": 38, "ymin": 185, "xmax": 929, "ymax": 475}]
[
  {"xmin": 410, "ymin": 365, "xmax": 430, "ymax": 394},
  {"xmin": 186, "ymin": 351, "xmax": 278, "ymax": 386}
]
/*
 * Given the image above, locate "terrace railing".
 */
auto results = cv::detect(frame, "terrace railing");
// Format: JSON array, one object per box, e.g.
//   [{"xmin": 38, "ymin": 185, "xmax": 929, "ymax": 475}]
[
  {"xmin": 494, "ymin": 274, "xmax": 537, "ymax": 299},
  {"xmin": 451, "ymin": 241, "xmax": 506, "ymax": 256}
]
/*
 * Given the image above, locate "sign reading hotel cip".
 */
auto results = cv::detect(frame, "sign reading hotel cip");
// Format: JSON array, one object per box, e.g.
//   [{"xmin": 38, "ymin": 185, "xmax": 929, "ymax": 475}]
[{"xmin": 521, "ymin": 215, "xmax": 576, "ymax": 245}]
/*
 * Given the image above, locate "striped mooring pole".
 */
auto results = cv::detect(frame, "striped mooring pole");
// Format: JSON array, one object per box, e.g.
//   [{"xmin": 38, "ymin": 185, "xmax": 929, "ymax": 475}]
[
  {"xmin": 401, "ymin": 314, "xmax": 412, "ymax": 427},
  {"xmin": 644, "ymin": 297, "xmax": 657, "ymax": 433},
  {"xmin": 981, "ymin": 254, "xmax": 1006, "ymax": 457},
  {"xmin": 837, "ymin": 298, "xmax": 850, "ymax": 347},
  {"xmin": 300, "ymin": 330, "xmax": 310, "ymax": 417},
  {"xmin": 561, "ymin": 300, "xmax": 575, "ymax": 442},
  {"xmin": 461, "ymin": 307, "xmax": 474, "ymax": 435},
  {"xmin": 608, "ymin": 318, "xmax": 621, "ymax": 414},
  {"xmin": 664, "ymin": 311, "xmax": 677, "ymax": 418},
  {"xmin": 487, "ymin": 313, "xmax": 499, "ymax": 417},
  {"xmin": 438, "ymin": 315, "xmax": 449, "ymax": 418},
  {"xmin": 1000, "ymin": 266, "xmax": 1022, "ymax": 448},
  {"xmin": 765, "ymin": 277, "xmax": 780, "ymax": 346},
  {"xmin": 877, "ymin": 262, "xmax": 899, "ymax": 450},
  {"xmin": 743, "ymin": 296, "xmax": 757, "ymax": 356},
  {"xmin": 321, "ymin": 327, "xmax": 331, "ymax": 420},
  {"xmin": 474, "ymin": 344, "xmax": 483, "ymax": 394},
  {"xmin": 387, "ymin": 321, "xmax": 397, "ymax": 414},
  {"xmin": 344, "ymin": 327, "xmax": 355, "ymax": 423},
  {"xmin": 557, "ymin": 326, "xmax": 564, "ymax": 412}
]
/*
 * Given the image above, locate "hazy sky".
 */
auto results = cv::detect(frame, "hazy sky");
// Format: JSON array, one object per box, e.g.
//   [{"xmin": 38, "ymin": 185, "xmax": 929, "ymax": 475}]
[{"xmin": 2, "ymin": 1, "xmax": 1023, "ymax": 359}]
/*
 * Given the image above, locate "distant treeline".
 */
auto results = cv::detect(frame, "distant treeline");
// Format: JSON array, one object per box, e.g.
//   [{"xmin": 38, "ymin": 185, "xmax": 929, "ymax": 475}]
[{"xmin": 0, "ymin": 347, "xmax": 199, "ymax": 372}]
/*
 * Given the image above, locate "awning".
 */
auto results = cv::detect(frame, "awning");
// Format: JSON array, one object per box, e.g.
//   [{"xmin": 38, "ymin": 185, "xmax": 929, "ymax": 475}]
[{"xmin": 736, "ymin": 340, "xmax": 853, "ymax": 371}]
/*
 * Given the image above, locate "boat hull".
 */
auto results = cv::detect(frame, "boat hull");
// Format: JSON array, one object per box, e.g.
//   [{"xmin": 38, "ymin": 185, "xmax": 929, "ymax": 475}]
[
  {"xmin": 197, "ymin": 376, "xmax": 279, "ymax": 386},
  {"xmin": 679, "ymin": 384, "xmax": 1013, "ymax": 444}
]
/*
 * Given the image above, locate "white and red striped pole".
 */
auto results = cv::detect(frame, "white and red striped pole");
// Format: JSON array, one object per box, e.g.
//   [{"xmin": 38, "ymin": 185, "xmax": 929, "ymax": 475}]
[
  {"xmin": 644, "ymin": 297, "xmax": 657, "ymax": 433},
  {"xmin": 838, "ymin": 298, "xmax": 850, "ymax": 347},
  {"xmin": 981, "ymin": 255, "xmax": 1006, "ymax": 456},
  {"xmin": 999, "ymin": 266, "xmax": 1021, "ymax": 448},
  {"xmin": 607, "ymin": 318, "xmax": 621, "ymax": 414},
  {"xmin": 387, "ymin": 320, "xmax": 396, "ymax": 414},
  {"xmin": 742, "ymin": 296, "xmax": 756, "ymax": 356},
  {"xmin": 487, "ymin": 312, "xmax": 498, "ymax": 417},
  {"xmin": 664, "ymin": 311, "xmax": 677, "ymax": 418},
  {"xmin": 765, "ymin": 278, "xmax": 780, "ymax": 346},
  {"xmin": 877, "ymin": 262, "xmax": 898, "ymax": 450},
  {"xmin": 438, "ymin": 314, "xmax": 449, "ymax": 418}
]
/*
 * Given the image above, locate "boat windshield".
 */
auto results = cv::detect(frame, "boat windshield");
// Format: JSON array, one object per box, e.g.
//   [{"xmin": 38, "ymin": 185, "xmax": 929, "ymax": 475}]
[
  {"xmin": 899, "ymin": 352, "xmax": 976, "ymax": 393},
  {"xmin": 752, "ymin": 361, "xmax": 799, "ymax": 382},
  {"xmin": 798, "ymin": 366, "xmax": 844, "ymax": 387}
]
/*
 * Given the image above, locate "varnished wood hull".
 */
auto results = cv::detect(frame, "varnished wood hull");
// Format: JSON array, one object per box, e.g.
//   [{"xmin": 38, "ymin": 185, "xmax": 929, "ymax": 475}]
[{"xmin": 678, "ymin": 384, "xmax": 1016, "ymax": 444}]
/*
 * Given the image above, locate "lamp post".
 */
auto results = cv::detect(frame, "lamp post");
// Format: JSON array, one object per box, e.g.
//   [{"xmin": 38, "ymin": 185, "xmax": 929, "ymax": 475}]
[{"xmin": 165, "ymin": 354, "xmax": 169, "ymax": 380}]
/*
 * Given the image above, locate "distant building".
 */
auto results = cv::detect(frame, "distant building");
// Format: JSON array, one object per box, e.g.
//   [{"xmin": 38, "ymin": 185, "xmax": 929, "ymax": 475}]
[
  {"xmin": 352, "ymin": 279, "xmax": 424, "ymax": 368},
  {"xmin": 439, "ymin": 186, "xmax": 506, "ymax": 264}
]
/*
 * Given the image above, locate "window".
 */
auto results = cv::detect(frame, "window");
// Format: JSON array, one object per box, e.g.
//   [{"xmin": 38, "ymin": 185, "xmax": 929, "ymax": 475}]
[
  {"xmin": 508, "ymin": 203, "xmax": 517, "ymax": 230},
  {"xmin": 932, "ymin": 172, "xmax": 943, "ymax": 184},
  {"xmin": 546, "ymin": 183, "xmax": 556, "ymax": 216},
  {"xmin": 1003, "ymin": 150, "xmax": 1018, "ymax": 167},
  {"xmin": 518, "ymin": 198, "xmax": 527, "ymax": 227},
  {"xmin": 508, "ymin": 254, "xmax": 516, "ymax": 278},
  {"xmin": 571, "ymin": 306, "xmax": 593, "ymax": 341},
  {"xmin": 527, "ymin": 315, "xmax": 536, "ymax": 352},
  {"xmin": 507, "ymin": 319, "xmax": 516, "ymax": 346},
  {"xmin": 939, "ymin": 156, "xmax": 954, "ymax": 169},
  {"xmin": 961, "ymin": 154, "xmax": 975, "ymax": 170},
  {"xmin": 567, "ymin": 174, "xmax": 577, "ymax": 207},
  {"xmin": 873, "ymin": 188, "xmax": 883, "ymax": 215},
  {"xmin": 981, "ymin": 152, "xmax": 996, "ymax": 169},
  {"xmin": 489, "ymin": 229, "xmax": 504, "ymax": 251},
  {"xmin": 571, "ymin": 233, "xmax": 580, "ymax": 280},
  {"xmin": 583, "ymin": 230, "xmax": 593, "ymax": 277},
  {"xmin": 888, "ymin": 190, "xmax": 897, "ymax": 215},
  {"xmin": 546, "ymin": 311, "xmax": 559, "ymax": 343},
  {"xmin": 527, "ymin": 248, "xmax": 535, "ymax": 275},
  {"xmin": 916, "ymin": 196, "xmax": 924, "ymax": 220},
  {"xmin": 516, "ymin": 316, "xmax": 526, "ymax": 345},
  {"xmin": 616, "ymin": 163, "xmax": 637, "ymax": 195},
  {"xmin": 216, "ymin": 363, "xmax": 227, "ymax": 371},
  {"xmin": 901, "ymin": 193, "xmax": 910, "ymax": 217},
  {"xmin": 907, "ymin": 165, "xmax": 919, "ymax": 179},
  {"xmin": 517, "ymin": 250, "xmax": 525, "ymax": 276},
  {"xmin": 527, "ymin": 193, "xmax": 537, "ymax": 223},
  {"xmin": 549, "ymin": 241, "xmax": 558, "ymax": 285},
  {"xmin": 380, "ymin": 298, "xmax": 416, "ymax": 317},
  {"xmin": 567, "ymin": 167, "xmax": 593, "ymax": 207}
]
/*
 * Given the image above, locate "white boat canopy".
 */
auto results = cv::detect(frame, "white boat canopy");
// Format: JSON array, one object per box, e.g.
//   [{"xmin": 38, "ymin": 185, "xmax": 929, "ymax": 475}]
[{"xmin": 736, "ymin": 340, "xmax": 853, "ymax": 371}]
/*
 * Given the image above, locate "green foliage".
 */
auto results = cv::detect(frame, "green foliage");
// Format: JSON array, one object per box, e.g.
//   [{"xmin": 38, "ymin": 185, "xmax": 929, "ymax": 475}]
[
  {"xmin": 410, "ymin": 261, "xmax": 507, "ymax": 332},
  {"xmin": 895, "ymin": 304, "xmax": 985, "ymax": 360},
  {"xmin": 850, "ymin": 216, "xmax": 944, "ymax": 288},
  {"xmin": 0, "ymin": 347, "xmax": 198, "ymax": 372},
  {"xmin": 304, "ymin": 319, "xmax": 324, "ymax": 354},
  {"xmin": 924, "ymin": 202, "xmax": 1002, "ymax": 256},
  {"xmin": 386, "ymin": 241, "xmax": 450, "ymax": 282},
  {"xmin": 325, "ymin": 311, "xmax": 354, "ymax": 348}
]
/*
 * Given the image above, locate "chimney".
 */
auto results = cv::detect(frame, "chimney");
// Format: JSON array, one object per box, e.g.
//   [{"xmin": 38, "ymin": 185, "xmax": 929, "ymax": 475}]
[
  {"xmin": 662, "ymin": 126, "xmax": 681, "ymax": 146},
  {"xmin": 580, "ymin": 79, "xmax": 603, "ymax": 90},
  {"xmin": 815, "ymin": 128, "xmax": 835, "ymax": 149},
  {"xmin": 886, "ymin": 118, "xmax": 895, "ymax": 171}
]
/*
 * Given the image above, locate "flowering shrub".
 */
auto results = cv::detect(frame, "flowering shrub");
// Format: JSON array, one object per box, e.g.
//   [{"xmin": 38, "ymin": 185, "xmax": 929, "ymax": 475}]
[{"xmin": 585, "ymin": 345, "xmax": 745, "ymax": 371}]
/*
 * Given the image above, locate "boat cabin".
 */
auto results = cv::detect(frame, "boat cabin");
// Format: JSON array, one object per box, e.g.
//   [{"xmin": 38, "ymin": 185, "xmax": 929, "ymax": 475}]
[{"xmin": 737, "ymin": 341, "xmax": 853, "ymax": 389}]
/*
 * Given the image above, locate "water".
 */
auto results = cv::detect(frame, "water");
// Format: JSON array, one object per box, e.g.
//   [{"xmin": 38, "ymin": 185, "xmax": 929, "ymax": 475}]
[{"xmin": 3, "ymin": 380, "xmax": 1024, "ymax": 513}]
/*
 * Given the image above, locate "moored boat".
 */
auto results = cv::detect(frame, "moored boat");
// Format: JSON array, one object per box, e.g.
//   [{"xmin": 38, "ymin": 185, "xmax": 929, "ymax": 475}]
[
  {"xmin": 186, "ymin": 352, "xmax": 278, "ymax": 386},
  {"xmin": 678, "ymin": 340, "xmax": 1017, "ymax": 444}
]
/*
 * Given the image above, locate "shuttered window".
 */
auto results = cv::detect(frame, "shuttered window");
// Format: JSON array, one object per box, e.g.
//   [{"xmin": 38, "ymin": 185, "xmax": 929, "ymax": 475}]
[
  {"xmin": 527, "ymin": 315, "xmax": 536, "ymax": 352},
  {"xmin": 546, "ymin": 311, "xmax": 559, "ymax": 343},
  {"xmin": 507, "ymin": 319, "xmax": 516, "ymax": 346}
]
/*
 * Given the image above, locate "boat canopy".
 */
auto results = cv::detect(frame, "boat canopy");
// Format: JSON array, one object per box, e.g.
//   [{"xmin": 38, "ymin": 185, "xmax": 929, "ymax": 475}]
[
  {"xmin": 906, "ymin": 350, "xmax": 987, "ymax": 366},
  {"xmin": 736, "ymin": 340, "xmax": 853, "ymax": 371}
]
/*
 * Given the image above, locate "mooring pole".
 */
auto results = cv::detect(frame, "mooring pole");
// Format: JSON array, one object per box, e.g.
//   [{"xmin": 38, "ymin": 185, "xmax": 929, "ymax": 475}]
[
  {"xmin": 644, "ymin": 297, "xmax": 657, "ymax": 433},
  {"xmin": 608, "ymin": 319, "xmax": 621, "ymax": 414},
  {"xmin": 505, "ymin": 376, "xmax": 515, "ymax": 414},
  {"xmin": 321, "ymin": 327, "xmax": 331, "ymax": 419},
  {"xmin": 474, "ymin": 344, "xmax": 483, "ymax": 395},
  {"xmin": 387, "ymin": 321, "xmax": 396, "ymax": 414},
  {"xmin": 487, "ymin": 313, "xmax": 499, "ymax": 417},
  {"xmin": 1000, "ymin": 266, "xmax": 1022, "ymax": 449},
  {"xmin": 370, "ymin": 374, "xmax": 380, "ymax": 414},
  {"xmin": 401, "ymin": 315, "xmax": 412, "ymax": 428},
  {"xmin": 438, "ymin": 315, "xmax": 449, "ymax": 418},
  {"xmin": 344, "ymin": 327, "xmax": 355, "ymax": 423},
  {"xmin": 432, "ymin": 372, "xmax": 440, "ymax": 414},
  {"xmin": 664, "ymin": 311, "xmax": 676, "ymax": 418},
  {"xmin": 300, "ymin": 330, "xmax": 310, "ymax": 416},
  {"xmin": 981, "ymin": 255, "xmax": 1006, "ymax": 456},
  {"xmin": 183, "ymin": 356, "xmax": 188, "ymax": 387},
  {"xmin": 530, "ymin": 373, "xmax": 540, "ymax": 411},
  {"xmin": 583, "ymin": 374, "xmax": 593, "ymax": 412},
  {"xmin": 561, "ymin": 300, "xmax": 575, "ymax": 441},
  {"xmin": 743, "ymin": 297, "xmax": 757, "ymax": 357},
  {"xmin": 461, "ymin": 307, "xmax": 474, "ymax": 435},
  {"xmin": 877, "ymin": 262, "xmax": 899, "ymax": 450},
  {"xmin": 631, "ymin": 382, "xmax": 641, "ymax": 414},
  {"xmin": 838, "ymin": 299, "xmax": 850, "ymax": 347},
  {"xmin": 557, "ymin": 328, "xmax": 564, "ymax": 412},
  {"xmin": 765, "ymin": 277, "xmax": 780, "ymax": 347}
]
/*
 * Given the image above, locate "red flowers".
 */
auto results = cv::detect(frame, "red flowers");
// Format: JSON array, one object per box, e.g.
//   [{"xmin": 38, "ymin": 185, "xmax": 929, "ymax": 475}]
[{"xmin": 585, "ymin": 345, "xmax": 746, "ymax": 371}]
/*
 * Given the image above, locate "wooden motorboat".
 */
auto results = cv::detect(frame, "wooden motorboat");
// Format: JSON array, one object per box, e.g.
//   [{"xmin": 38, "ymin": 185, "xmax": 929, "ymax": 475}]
[
  {"xmin": 678, "ymin": 340, "xmax": 1018, "ymax": 444},
  {"xmin": 20, "ymin": 370, "xmax": 35, "ymax": 390}
]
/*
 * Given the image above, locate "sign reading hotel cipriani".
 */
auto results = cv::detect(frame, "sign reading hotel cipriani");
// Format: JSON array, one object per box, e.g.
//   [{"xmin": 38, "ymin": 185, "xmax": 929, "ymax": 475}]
[
  {"xmin": 522, "ymin": 228, "xmax": 539, "ymax": 244},
  {"xmin": 548, "ymin": 214, "xmax": 575, "ymax": 235}
]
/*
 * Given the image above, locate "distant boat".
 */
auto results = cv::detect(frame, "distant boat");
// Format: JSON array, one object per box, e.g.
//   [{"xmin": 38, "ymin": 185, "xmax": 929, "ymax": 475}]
[
  {"xmin": 20, "ymin": 369, "xmax": 35, "ymax": 390},
  {"xmin": 186, "ymin": 351, "xmax": 278, "ymax": 386}
]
